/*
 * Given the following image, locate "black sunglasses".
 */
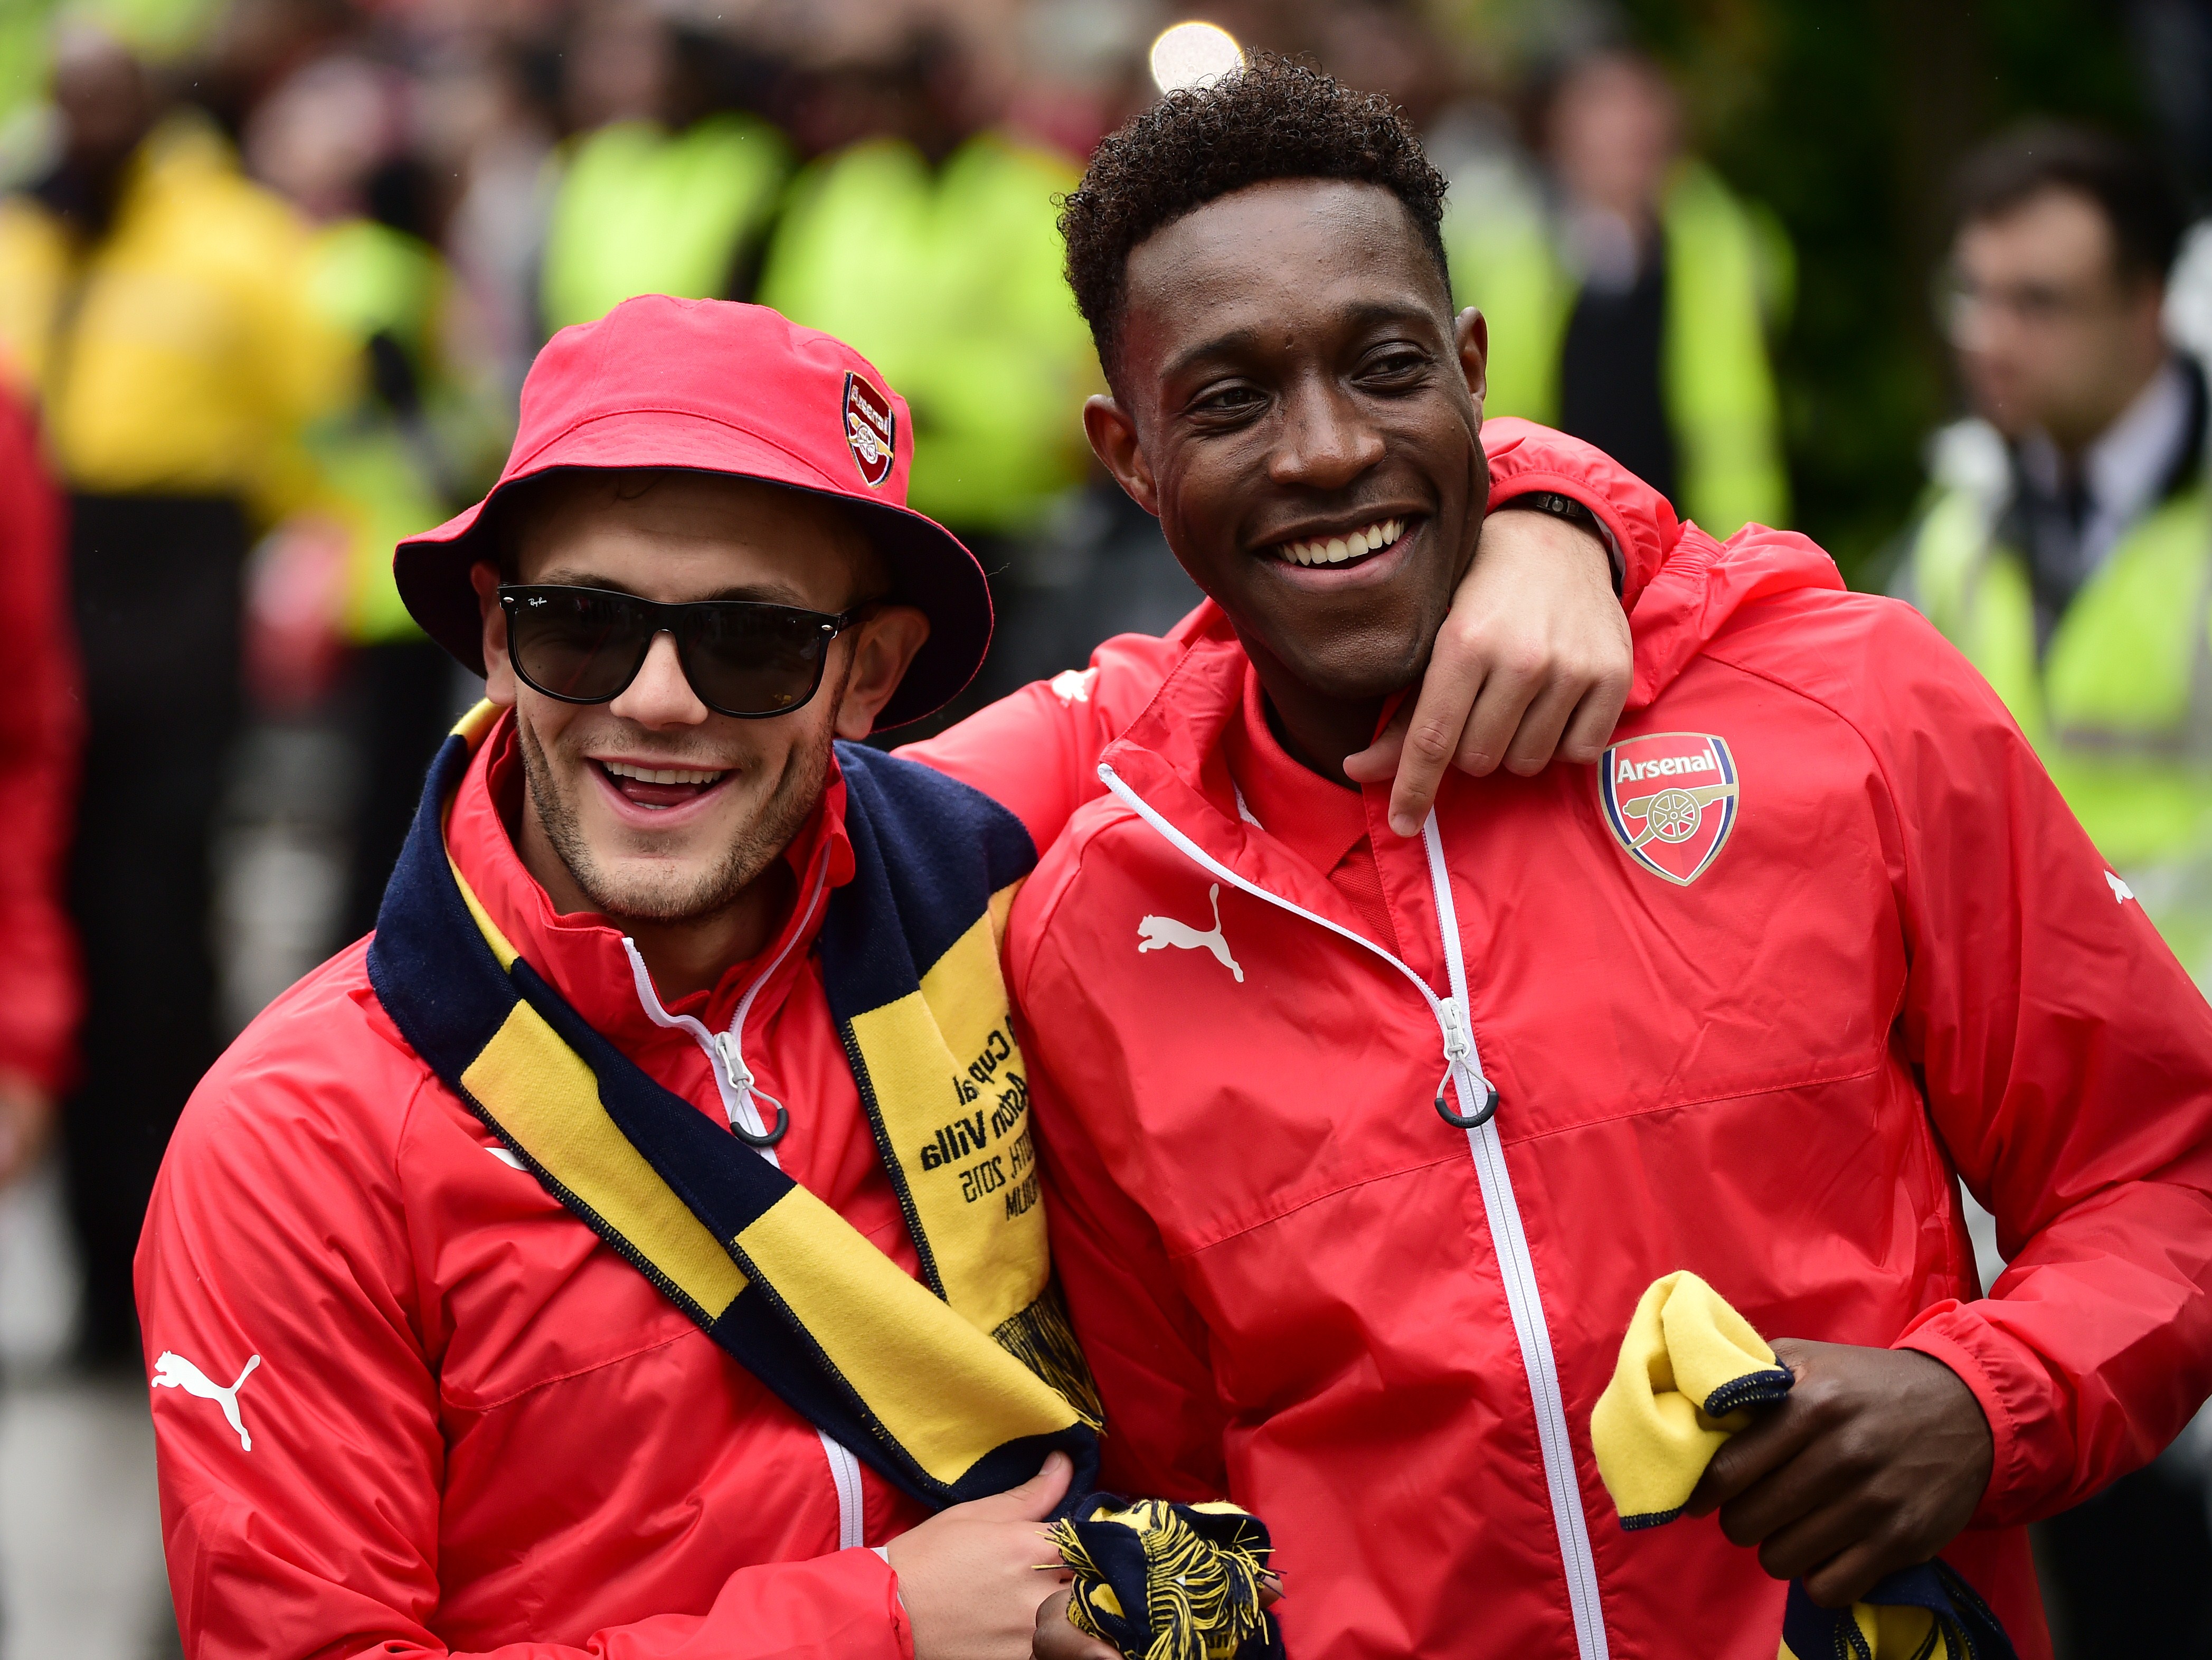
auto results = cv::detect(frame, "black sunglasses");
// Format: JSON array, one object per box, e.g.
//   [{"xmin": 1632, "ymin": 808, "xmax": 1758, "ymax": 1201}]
[{"xmin": 498, "ymin": 585, "xmax": 874, "ymax": 719}]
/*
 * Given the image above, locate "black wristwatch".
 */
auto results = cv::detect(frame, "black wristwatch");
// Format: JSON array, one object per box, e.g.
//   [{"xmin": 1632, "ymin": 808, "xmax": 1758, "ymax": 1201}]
[{"xmin": 1493, "ymin": 491, "xmax": 1622, "ymax": 593}]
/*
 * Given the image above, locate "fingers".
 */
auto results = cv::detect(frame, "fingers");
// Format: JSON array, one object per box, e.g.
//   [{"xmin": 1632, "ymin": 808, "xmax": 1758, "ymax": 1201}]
[
  {"xmin": 1499, "ymin": 678, "xmax": 1583, "ymax": 778},
  {"xmin": 1381, "ymin": 653, "xmax": 1489, "ymax": 835},
  {"xmin": 1339, "ymin": 701, "xmax": 1407, "ymax": 786},
  {"xmin": 1798, "ymin": 1538, "xmax": 1905, "ymax": 1611},
  {"xmin": 1557, "ymin": 661, "xmax": 1631, "ymax": 767},
  {"xmin": 1033, "ymin": 1589, "xmax": 1120, "ymax": 1660},
  {"xmin": 1683, "ymin": 1401, "xmax": 1817, "ymax": 1520},
  {"xmin": 1766, "ymin": 1502, "xmax": 1906, "ymax": 1608},
  {"xmin": 1003, "ymin": 1451, "xmax": 1074, "ymax": 1523}
]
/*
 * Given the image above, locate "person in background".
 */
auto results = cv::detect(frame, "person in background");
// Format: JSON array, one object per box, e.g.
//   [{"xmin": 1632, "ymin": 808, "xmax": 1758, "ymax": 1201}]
[
  {"xmin": 0, "ymin": 375, "xmax": 79, "ymax": 1193},
  {"xmin": 1445, "ymin": 45, "xmax": 1790, "ymax": 538},
  {"xmin": 244, "ymin": 50, "xmax": 502, "ymax": 940},
  {"xmin": 0, "ymin": 21, "xmax": 350, "ymax": 1366},
  {"xmin": 537, "ymin": 4, "xmax": 792, "ymax": 332},
  {"xmin": 1899, "ymin": 122, "xmax": 2212, "ymax": 1654},
  {"xmin": 757, "ymin": 27, "xmax": 1098, "ymax": 699}
]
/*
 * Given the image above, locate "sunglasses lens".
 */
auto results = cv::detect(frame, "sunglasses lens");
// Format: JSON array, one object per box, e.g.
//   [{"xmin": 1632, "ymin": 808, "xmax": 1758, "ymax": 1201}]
[
  {"xmin": 685, "ymin": 605, "xmax": 835, "ymax": 716},
  {"xmin": 507, "ymin": 589, "xmax": 652, "ymax": 702}
]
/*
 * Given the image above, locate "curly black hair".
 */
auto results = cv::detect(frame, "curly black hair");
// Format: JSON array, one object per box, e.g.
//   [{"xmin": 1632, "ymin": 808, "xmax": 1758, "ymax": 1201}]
[{"xmin": 1058, "ymin": 52, "xmax": 1450, "ymax": 383}]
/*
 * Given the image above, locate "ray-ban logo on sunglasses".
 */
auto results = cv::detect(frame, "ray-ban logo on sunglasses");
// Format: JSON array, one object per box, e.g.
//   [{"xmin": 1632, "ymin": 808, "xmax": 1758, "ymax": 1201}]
[{"xmin": 844, "ymin": 372, "xmax": 895, "ymax": 487}]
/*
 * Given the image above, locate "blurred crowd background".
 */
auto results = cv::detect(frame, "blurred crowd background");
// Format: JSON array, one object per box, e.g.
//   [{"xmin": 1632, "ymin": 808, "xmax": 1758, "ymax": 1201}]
[{"xmin": 2, "ymin": 0, "xmax": 2211, "ymax": 1655}]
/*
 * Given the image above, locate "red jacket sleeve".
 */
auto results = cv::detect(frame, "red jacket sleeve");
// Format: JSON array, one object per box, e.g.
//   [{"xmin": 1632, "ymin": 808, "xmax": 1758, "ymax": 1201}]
[
  {"xmin": 897, "ymin": 624, "xmax": 1196, "ymax": 853},
  {"xmin": 1482, "ymin": 415, "xmax": 1680, "ymax": 606},
  {"xmin": 904, "ymin": 421, "xmax": 1679, "ymax": 851},
  {"xmin": 139, "ymin": 1043, "xmax": 913, "ymax": 1660},
  {"xmin": 0, "ymin": 385, "xmax": 80, "ymax": 1092},
  {"xmin": 1860, "ymin": 611, "xmax": 2212, "ymax": 1525}
]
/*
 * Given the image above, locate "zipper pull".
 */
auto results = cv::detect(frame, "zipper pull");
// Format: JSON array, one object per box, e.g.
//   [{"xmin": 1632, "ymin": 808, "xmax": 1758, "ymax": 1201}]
[
  {"xmin": 711, "ymin": 1030, "xmax": 789, "ymax": 1148},
  {"xmin": 1433, "ymin": 996, "xmax": 1500, "ymax": 1129},
  {"xmin": 711, "ymin": 1030, "xmax": 753, "ymax": 1096},
  {"xmin": 1438, "ymin": 996, "xmax": 1473, "ymax": 1066}
]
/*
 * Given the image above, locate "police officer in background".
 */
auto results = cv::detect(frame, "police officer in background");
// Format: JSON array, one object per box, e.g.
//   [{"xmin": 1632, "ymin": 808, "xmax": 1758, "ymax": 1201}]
[
  {"xmin": 0, "ymin": 22, "xmax": 349, "ymax": 1367},
  {"xmin": 1443, "ymin": 45, "xmax": 1791, "ymax": 540},
  {"xmin": 1901, "ymin": 122, "xmax": 2212, "ymax": 1654},
  {"xmin": 1907, "ymin": 128, "xmax": 2212, "ymax": 975}
]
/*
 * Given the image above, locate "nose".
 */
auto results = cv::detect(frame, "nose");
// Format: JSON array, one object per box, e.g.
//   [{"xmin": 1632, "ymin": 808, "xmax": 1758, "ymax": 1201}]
[
  {"xmin": 1266, "ymin": 373, "xmax": 1385, "ymax": 491},
  {"xmin": 607, "ymin": 631, "xmax": 710, "ymax": 729}
]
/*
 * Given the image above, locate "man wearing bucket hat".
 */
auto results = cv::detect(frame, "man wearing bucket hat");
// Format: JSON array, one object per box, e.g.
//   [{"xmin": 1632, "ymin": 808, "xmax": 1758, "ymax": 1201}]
[{"xmin": 133, "ymin": 293, "xmax": 1657, "ymax": 1660}]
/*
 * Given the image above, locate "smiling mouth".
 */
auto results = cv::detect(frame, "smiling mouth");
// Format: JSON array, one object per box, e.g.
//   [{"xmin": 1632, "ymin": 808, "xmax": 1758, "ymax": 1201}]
[
  {"xmin": 1270, "ymin": 517, "xmax": 1409, "ymax": 569},
  {"xmin": 594, "ymin": 758, "xmax": 733, "ymax": 812}
]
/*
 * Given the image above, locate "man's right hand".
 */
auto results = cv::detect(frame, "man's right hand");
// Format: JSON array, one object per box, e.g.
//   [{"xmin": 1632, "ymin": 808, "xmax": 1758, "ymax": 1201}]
[
  {"xmin": 887, "ymin": 1451, "xmax": 1093, "ymax": 1660},
  {"xmin": 1344, "ymin": 499, "xmax": 1631, "ymax": 835}
]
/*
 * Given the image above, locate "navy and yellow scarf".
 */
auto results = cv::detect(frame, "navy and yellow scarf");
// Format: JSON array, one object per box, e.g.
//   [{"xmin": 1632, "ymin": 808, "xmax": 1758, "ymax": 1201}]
[{"xmin": 366, "ymin": 706, "xmax": 1276, "ymax": 1658}]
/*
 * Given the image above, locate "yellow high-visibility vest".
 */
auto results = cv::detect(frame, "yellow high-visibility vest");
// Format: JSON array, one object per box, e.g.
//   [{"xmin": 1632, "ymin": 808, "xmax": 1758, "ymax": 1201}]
[
  {"xmin": 1447, "ymin": 159, "xmax": 1791, "ymax": 539},
  {"xmin": 1908, "ymin": 452, "xmax": 2212, "ymax": 977},
  {"xmin": 755, "ymin": 132, "xmax": 1097, "ymax": 535},
  {"xmin": 539, "ymin": 114, "xmax": 792, "ymax": 333},
  {"xmin": 0, "ymin": 114, "xmax": 352, "ymax": 524}
]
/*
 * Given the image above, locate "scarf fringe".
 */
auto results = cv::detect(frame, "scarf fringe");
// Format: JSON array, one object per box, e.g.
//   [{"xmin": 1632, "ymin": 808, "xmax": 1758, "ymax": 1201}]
[
  {"xmin": 993, "ymin": 1285, "xmax": 1105, "ymax": 1428},
  {"xmin": 1054, "ymin": 1499, "xmax": 1273, "ymax": 1660}
]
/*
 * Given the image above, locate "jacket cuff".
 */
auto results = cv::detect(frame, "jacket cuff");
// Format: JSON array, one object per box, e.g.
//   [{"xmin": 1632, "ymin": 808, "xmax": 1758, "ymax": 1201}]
[
  {"xmin": 875, "ymin": 1548, "xmax": 915, "ymax": 1660},
  {"xmin": 1894, "ymin": 1301, "xmax": 2030, "ymax": 1527},
  {"xmin": 1482, "ymin": 416, "xmax": 1681, "ymax": 607}
]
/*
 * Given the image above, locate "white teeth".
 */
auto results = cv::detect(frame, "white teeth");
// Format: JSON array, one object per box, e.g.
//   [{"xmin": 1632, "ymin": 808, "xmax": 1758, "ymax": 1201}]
[
  {"xmin": 602, "ymin": 761, "xmax": 727, "ymax": 786},
  {"xmin": 1279, "ymin": 518, "xmax": 1405, "ymax": 566}
]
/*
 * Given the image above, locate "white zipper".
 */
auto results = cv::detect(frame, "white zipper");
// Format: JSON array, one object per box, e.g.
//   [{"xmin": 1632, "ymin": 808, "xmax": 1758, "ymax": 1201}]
[
  {"xmin": 619, "ymin": 852, "xmax": 871, "ymax": 1549},
  {"xmin": 1099, "ymin": 761, "xmax": 1608, "ymax": 1659},
  {"xmin": 621, "ymin": 853, "xmax": 831, "ymax": 1154}
]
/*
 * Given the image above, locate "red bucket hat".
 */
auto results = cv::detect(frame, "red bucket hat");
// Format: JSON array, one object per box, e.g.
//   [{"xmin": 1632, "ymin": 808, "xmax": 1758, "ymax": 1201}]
[{"xmin": 395, "ymin": 295, "xmax": 991, "ymax": 728}]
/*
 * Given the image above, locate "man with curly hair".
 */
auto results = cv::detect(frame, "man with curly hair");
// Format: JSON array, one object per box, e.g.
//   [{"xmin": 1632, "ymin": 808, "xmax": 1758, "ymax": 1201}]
[{"xmin": 1014, "ymin": 53, "xmax": 2212, "ymax": 1659}]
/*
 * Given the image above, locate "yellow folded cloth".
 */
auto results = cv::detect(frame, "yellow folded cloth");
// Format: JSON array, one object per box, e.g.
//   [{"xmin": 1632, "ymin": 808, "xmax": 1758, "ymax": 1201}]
[
  {"xmin": 1591, "ymin": 1270, "xmax": 1794, "ymax": 1529},
  {"xmin": 1590, "ymin": 1272, "xmax": 2016, "ymax": 1660}
]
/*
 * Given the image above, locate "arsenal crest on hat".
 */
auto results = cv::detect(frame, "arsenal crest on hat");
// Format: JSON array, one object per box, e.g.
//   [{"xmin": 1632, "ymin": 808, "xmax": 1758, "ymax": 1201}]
[
  {"xmin": 1597, "ymin": 731, "xmax": 1741, "ymax": 886},
  {"xmin": 843, "ymin": 371, "xmax": 896, "ymax": 487}
]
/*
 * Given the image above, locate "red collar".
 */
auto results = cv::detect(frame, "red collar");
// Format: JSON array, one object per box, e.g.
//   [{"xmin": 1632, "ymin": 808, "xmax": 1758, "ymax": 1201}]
[
  {"xmin": 446, "ymin": 713, "xmax": 854, "ymax": 1040},
  {"xmin": 1223, "ymin": 666, "xmax": 1372, "ymax": 876}
]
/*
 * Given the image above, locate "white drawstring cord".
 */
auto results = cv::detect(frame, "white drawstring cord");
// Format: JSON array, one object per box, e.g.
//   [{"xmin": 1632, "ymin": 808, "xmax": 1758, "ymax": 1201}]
[{"xmin": 1102, "ymin": 762, "xmax": 1497, "ymax": 1124}]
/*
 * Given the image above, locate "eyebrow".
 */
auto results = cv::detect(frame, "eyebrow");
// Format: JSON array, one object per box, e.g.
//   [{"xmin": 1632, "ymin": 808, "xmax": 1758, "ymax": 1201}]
[
  {"xmin": 530, "ymin": 568, "xmax": 818, "ymax": 607},
  {"xmin": 1158, "ymin": 299, "xmax": 1447, "ymax": 383}
]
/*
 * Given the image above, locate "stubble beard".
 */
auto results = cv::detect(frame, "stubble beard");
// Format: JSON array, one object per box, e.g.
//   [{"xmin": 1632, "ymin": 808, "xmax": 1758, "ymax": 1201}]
[{"xmin": 514, "ymin": 687, "xmax": 843, "ymax": 926}]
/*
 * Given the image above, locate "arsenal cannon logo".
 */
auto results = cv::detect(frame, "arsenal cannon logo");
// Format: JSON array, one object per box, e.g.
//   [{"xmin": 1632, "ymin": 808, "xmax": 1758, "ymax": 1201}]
[
  {"xmin": 1597, "ymin": 731, "xmax": 1741, "ymax": 886},
  {"xmin": 843, "ymin": 372, "xmax": 896, "ymax": 487}
]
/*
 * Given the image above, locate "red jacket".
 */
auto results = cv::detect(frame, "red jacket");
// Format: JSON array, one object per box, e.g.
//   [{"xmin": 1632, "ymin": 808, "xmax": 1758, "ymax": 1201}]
[
  {"xmin": 0, "ymin": 382, "xmax": 79, "ymax": 1092},
  {"xmin": 1003, "ymin": 506, "xmax": 2212, "ymax": 1659},
  {"xmin": 135, "ymin": 425, "xmax": 1658, "ymax": 1657}
]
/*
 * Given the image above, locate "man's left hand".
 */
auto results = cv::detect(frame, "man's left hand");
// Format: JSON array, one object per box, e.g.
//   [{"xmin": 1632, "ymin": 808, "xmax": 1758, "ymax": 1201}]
[
  {"xmin": 1345, "ymin": 504, "xmax": 1630, "ymax": 836},
  {"xmin": 1683, "ymin": 1339, "xmax": 1994, "ymax": 1608}
]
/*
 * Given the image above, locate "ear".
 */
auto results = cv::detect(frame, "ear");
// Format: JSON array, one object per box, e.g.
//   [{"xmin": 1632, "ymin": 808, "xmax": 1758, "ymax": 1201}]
[
  {"xmin": 1082, "ymin": 394, "xmax": 1160, "ymax": 516},
  {"xmin": 470, "ymin": 560, "xmax": 518, "ymax": 706},
  {"xmin": 834, "ymin": 605, "xmax": 932, "ymax": 740},
  {"xmin": 1455, "ymin": 308, "xmax": 1490, "ymax": 415}
]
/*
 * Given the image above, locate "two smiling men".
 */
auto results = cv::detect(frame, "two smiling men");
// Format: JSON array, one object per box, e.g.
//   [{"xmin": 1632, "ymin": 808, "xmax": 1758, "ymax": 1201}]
[
  {"xmin": 137, "ymin": 53, "xmax": 2212, "ymax": 1660},
  {"xmin": 135, "ymin": 234, "xmax": 1636, "ymax": 1660}
]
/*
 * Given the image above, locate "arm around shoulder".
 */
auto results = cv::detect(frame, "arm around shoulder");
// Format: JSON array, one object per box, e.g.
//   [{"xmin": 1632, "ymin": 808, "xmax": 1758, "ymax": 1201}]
[{"xmin": 897, "ymin": 625, "xmax": 1197, "ymax": 851}]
